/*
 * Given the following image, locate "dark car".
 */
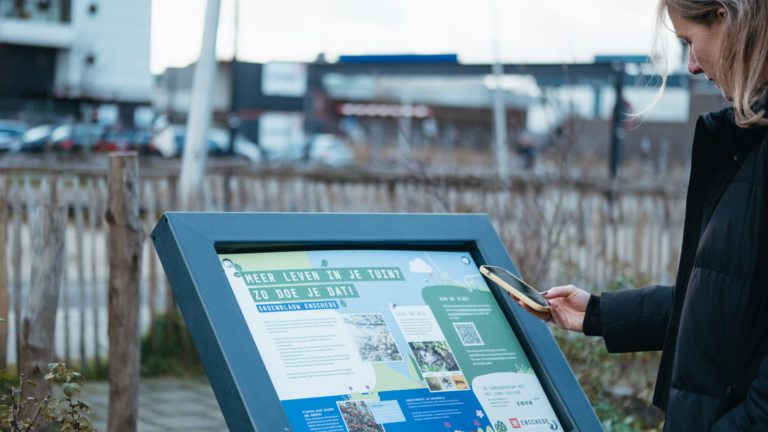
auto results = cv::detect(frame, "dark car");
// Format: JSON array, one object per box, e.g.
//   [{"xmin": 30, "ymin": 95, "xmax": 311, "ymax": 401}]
[
  {"xmin": 94, "ymin": 130, "xmax": 133, "ymax": 152},
  {"xmin": 0, "ymin": 120, "xmax": 27, "ymax": 151},
  {"xmin": 50, "ymin": 123, "xmax": 105, "ymax": 152}
]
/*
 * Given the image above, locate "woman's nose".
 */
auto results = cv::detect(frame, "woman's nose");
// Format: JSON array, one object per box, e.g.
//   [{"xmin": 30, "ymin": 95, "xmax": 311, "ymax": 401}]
[{"xmin": 688, "ymin": 49, "xmax": 704, "ymax": 75}]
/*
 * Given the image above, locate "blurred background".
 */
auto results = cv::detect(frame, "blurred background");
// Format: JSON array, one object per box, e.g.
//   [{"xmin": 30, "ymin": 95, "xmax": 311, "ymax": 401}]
[{"xmin": 0, "ymin": 0, "xmax": 726, "ymax": 430}]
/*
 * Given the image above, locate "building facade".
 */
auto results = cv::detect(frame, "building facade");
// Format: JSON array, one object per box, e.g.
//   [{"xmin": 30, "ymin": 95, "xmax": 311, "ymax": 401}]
[{"xmin": 0, "ymin": 0, "xmax": 152, "ymax": 123}]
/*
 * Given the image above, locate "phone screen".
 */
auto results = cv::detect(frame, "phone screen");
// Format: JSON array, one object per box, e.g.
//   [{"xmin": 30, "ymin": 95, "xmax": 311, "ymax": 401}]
[{"xmin": 483, "ymin": 266, "xmax": 548, "ymax": 308}]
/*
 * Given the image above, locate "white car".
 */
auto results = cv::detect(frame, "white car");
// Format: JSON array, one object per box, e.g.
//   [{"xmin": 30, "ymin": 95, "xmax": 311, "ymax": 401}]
[
  {"xmin": 153, "ymin": 126, "xmax": 262, "ymax": 164},
  {"xmin": 265, "ymin": 134, "xmax": 355, "ymax": 167}
]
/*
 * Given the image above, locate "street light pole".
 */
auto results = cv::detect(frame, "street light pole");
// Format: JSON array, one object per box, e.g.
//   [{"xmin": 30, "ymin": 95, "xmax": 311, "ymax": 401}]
[
  {"xmin": 610, "ymin": 65, "xmax": 626, "ymax": 178},
  {"xmin": 490, "ymin": 0, "xmax": 508, "ymax": 180},
  {"xmin": 492, "ymin": 62, "xmax": 509, "ymax": 179},
  {"xmin": 228, "ymin": 0, "xmax": 240, "ymax": 155},
  {"xmin": 179, "ymin": 0, "xmax": 221, "ymax": 210}
]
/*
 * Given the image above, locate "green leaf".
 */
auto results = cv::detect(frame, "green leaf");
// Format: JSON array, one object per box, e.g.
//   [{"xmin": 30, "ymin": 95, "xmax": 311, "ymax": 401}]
[
  {"xmin": 233, "ymin": 272, "xmax": 242, "ymax": 278},
  {"xmin": 78, "ymin": 401, "xmax": 93, "ymax": 413},
  {"xmin": 57, "ymin": 410, "xmax": 72, "ymax": 422},
  {"xmin": 234, "ymin": 263, "xmax": 243, "ymax": 272},
  {"xmin": 62, "ymin": 383, "xmax": 81, "ymax": 399},
  {"xmin": 339, "ymin": 299, "xmax": 347, "ymax": 308}
]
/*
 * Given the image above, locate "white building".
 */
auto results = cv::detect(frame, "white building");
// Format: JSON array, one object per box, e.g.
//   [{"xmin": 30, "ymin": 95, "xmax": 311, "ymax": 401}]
[{"xmin": 0, "ymin": 0, "xmax": 152, "ymax": 118}]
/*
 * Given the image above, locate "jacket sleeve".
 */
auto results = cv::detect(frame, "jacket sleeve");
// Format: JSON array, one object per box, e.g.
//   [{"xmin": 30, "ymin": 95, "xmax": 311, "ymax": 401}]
[
  {"xmin": 599, "ymin": 285, "xmax": 673, "ymax": 353},
  {"xmin": 711, "ymin": 357, "xmax": 768, "ymax": 431}
]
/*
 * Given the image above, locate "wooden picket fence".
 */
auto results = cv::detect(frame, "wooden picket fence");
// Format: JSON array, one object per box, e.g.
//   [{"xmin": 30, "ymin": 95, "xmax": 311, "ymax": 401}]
[{"xmin": 0, "ymin": 161, "xmax": 687, "ymax": 369}]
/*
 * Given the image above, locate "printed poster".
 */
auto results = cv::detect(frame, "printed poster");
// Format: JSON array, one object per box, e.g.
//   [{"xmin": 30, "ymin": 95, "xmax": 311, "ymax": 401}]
[{"xmin": 219, "ymin": 250, "xmax": 562, "ymax": 432}]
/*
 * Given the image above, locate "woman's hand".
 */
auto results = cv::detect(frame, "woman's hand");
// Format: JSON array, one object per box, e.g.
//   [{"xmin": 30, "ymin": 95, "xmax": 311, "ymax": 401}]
[{"xmin": 510, "ymin": 285, "xmax": 591, "ymax": 332}]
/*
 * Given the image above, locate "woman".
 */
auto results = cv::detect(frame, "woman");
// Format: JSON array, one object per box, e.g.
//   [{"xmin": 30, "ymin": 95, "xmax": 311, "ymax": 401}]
[{"xmin": 517, "ymin": 1, "xmax": 768, "ymax": 430}]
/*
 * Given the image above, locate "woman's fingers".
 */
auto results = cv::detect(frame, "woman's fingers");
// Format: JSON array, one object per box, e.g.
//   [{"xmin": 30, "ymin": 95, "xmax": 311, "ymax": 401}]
[
  {"xmin": 548, "ymin": 301, "xmax": 566, "ymax": 328},
  {"xmin": 517, "ymin": 300, "xmax": 549, "ymax": 321},
  {"xmin": 541, "ymin": 285, "xmax": 576, "ymax": 299}
]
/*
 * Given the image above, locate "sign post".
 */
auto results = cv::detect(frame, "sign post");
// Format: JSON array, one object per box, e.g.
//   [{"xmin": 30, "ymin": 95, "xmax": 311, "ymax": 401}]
[{"xmin": 152, "ymin": 213, "xmax": 601, "ymax": 432}]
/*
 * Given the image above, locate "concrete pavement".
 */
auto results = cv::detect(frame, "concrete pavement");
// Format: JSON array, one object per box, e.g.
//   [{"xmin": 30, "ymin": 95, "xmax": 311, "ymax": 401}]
[{"xmin": 61, "ymin": 377, "xmax": 229, "ymax": 431}]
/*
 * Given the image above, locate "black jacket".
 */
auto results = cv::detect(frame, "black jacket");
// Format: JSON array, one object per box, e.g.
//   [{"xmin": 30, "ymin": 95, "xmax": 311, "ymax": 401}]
[{"xmin": 583, "ymin": 107, "xmax": 768, "ymax": 431}]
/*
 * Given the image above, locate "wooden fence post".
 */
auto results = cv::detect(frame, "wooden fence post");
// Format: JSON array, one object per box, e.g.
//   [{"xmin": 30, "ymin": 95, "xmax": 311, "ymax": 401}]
[
  {"xmin": 87, "ymin": 177, "xmax": 101, "ymax": 370},
  {"xmin": 164, "ymin": 177, "xmax": 177, "ymax": 340},
  {"xmin": 0, "ymin": 186, "xmax": 8, "ymax": 370},
  {"xmin": 73, "ymin": 178, "xmax": 88, "ymax": 373},
  {"xmin": 11, "ymin": 181, "xmax": 22, "ymax": 367},
  {"xmin": 106, "ymin": 154, "xmax": 143, "ymax": 432},
  {"xmin": 20, "ymin": 204, "xmax": 68, "ymax": 432},
  {"xmin": 143, "ymin": 181, "xmax": 158, "ymax": 349}
]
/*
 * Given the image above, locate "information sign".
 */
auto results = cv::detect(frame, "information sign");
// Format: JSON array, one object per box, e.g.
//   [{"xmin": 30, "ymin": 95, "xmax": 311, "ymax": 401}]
[
  {"xmin": 151, "ymin": 213, "xmax": 601, "ymax": 432},
  {"xmin": 219, "ymin": 249, "xmax": 561, "ymax": 432}
]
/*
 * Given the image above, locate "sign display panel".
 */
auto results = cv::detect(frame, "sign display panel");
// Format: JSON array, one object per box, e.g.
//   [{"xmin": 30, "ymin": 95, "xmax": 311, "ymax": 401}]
[{"xmin": 218, "ymin": 249, "xmax": 562, "ymax": 432}]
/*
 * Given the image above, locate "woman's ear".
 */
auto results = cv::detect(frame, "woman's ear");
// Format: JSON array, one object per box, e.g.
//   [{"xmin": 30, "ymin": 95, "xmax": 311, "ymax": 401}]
[{"xmin": 717, "ymin": 7, "xmax": 727, "ymax": 20}]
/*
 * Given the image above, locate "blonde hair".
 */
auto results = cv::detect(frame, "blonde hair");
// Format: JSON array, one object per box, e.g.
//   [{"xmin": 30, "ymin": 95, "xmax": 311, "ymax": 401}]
[{"xmin": 651, "ymin": 0, "xmax": 768, "ymax": 127}]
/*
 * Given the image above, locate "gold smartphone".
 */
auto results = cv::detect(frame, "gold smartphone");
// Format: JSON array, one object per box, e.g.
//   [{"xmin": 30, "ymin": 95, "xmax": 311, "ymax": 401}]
[{"xmin": 479, "ymin": 265, "xmax": 550, "ymax": 313}]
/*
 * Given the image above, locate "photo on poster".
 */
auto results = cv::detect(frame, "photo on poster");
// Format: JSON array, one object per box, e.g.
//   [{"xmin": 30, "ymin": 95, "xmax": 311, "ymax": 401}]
[
  {"xmin": 439, "ymin": 376, "xmax": 456, "ymax": 390},
  {"xmin": 337, "ymin": 400, "xmax": 386, "ymax": 432},
  {"xmin": 425, "ymin": 377, "xmax": 443, "ymax": 392},
  {"xmin": 453, "ymin": 322, "xmax": 484, "ymax": 346},
  {"xmin": 408, "ymin": 341, "xmax": 460, "ymax": 373},
  {"xmin": 451, "ymin": 375, "xmax": 469, "ymax": 390},
  {"xmin": 343, "ymin": 314, "xmax": 403, "ymax": 362}
]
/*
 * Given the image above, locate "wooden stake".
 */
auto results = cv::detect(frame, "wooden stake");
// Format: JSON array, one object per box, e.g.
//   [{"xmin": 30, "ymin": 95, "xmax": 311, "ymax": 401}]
[
  {"xmin": 62, "ymin": 239, "xmax": 70, "ymax": 367},
  {"xmin": 11, "ymin": 181, "xmax": 22, "ymax": 367},
  {"xmin": 20, "ymin": 204, "xmax": 68, "ymax": 432},
  {"xmin": 0, "ymin": 186, "xmax": 8, "ymax": 370},
  {"xmin": 164, "ymin": 177, "xmax": 178, "ymax": 341},
  {"xmin": 73, "ymin": 178, "xmax": 88, "ymax": 373},
  {"xmin": 87, "ymin": 177, "xmax": 101, "ymax": 370},
  {"xmin": 106, "ymin": 154, "xmax": 143, "ymax": 432},
  {"xmin": 143, "ymin": 181, "xmax": 158, "ymax": 348}
]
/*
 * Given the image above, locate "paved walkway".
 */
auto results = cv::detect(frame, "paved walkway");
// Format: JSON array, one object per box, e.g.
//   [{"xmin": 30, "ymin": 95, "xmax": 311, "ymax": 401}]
[{"xmin": 67, "ymin": 377, "xmax": 228, "ymax": 431}]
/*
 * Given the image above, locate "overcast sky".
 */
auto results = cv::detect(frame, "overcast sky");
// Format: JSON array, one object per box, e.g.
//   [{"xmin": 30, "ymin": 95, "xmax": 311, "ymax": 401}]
[{"xmin": 150, "ymin": 0, "xmax": 683, "ymax": 75}]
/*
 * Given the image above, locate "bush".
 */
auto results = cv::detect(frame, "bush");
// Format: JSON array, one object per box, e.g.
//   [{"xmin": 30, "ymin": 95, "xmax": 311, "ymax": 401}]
[{"xmin": 140, "ymin": 312, "xmax": 204, "ymax": 377}]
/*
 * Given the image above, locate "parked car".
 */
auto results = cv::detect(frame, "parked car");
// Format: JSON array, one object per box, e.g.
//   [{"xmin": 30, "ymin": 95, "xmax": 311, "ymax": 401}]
[
  {"xmin": 21, "ymin": 124, "xmax": 53, "ymax": 151},
  {"xmin": 309, "ymin": 134, "xmax": 354, "ymax": 167},
  {"xmin": 207, "ymin": 128, "xmax": 263, "ymax": 163},
  {"xmin": 94, "ymin": 130, "xmax": 133, "ymax": 152},
  {"xmin": 266, "ymin": 134, "xmax": 354, "ymax": 167},
  {"xmin": 133, "ymin": 129, "xmax": 155, "ymax": 154},
  {"xmin": 50, "ymin": 123, "xmax": 105, "ymax": 151},
  {"xmin": 152, "ymin": 125, "xmax": 262, "ymax": 163},
  {"xmin": 0, "ymin": 120, "xmax": 27, "ymax": 151}
]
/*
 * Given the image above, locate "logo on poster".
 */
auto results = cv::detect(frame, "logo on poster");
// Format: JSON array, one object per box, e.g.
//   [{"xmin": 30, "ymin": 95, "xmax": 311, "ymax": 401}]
[{"xmin": 510, "ymin": 418, "xmax": 521, "ymax": 429}]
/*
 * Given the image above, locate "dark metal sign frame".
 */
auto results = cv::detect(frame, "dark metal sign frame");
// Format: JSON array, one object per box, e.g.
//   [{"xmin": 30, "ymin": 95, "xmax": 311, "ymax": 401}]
[{"xmin": 151, "ymin": 212, "xmax": 601, "ymax": 432}]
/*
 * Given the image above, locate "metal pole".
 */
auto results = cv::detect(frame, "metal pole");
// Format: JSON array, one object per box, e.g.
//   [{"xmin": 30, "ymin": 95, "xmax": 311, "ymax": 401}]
[
  {"xmin": 227, "ymin": 0, "xmax": 240, "ymax": 155},
  {"xmin": 490, "ymin": 0, "xmax": 508, "ymax": 179},
  {"xmin": 179, "ymin": 0, "xmax": 221, "ymax": 210},
  {"xmin": 610, "ymin": 67, "xmax": 626, "ymax": 178},
  {"xmin": 397, "ymin": 90, "xmax": 412, "ymax": 165},
  {"xmin": 492, "ymin": 62, "xmax": 509, "ymax": 178},
  {"xmin": 302, "ymin": 64, "xmax": 315, "ymax": 164}
]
